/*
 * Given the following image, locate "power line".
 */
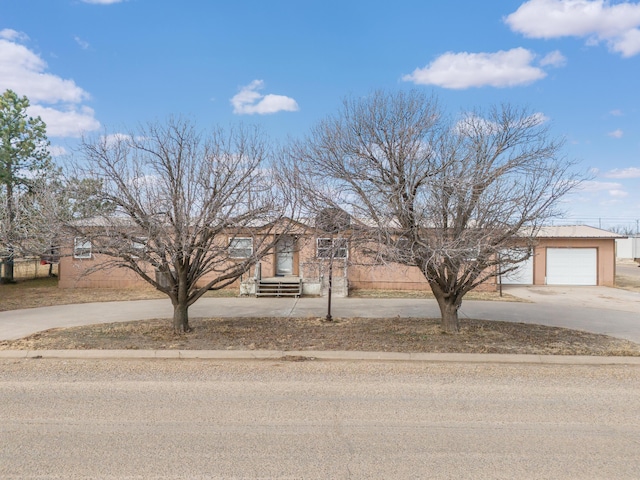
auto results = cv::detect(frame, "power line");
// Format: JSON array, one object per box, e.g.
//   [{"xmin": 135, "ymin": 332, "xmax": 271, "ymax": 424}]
[{"xmin": 550, "ymin": 217, "xmax": 640, "ymax": 234}]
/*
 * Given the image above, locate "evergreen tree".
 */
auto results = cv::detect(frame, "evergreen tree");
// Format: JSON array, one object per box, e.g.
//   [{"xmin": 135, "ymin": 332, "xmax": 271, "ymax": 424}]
[{"xmin": 0, "ymin": 90, "xmax": 51, "ymax": 283}]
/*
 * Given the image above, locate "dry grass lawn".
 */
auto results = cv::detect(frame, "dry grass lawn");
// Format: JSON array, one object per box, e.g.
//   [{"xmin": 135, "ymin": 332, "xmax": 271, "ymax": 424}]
[
  {"xmin": 615, "ymin": 275, "xmax": 640, "ymax": 293},
  {"xmin": 615, "ymin": 259, "xmax": 640, "ymax": 293},
  {"xmin": 2, "ymin": 316, "xmax": 638, "ymax": 356},
  {"xmin": 0, "ymin": 277, "xmax": 233, "ymax": 312}
]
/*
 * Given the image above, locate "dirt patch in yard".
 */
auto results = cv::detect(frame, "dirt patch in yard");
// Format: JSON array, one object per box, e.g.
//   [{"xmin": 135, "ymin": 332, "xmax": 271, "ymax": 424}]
[{"xmin": 2, "ymin": 316, "xmax": 638, "ymax": 356}]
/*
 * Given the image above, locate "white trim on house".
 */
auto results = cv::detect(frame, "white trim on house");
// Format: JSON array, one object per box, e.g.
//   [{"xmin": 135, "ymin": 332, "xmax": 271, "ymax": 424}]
[
  {"xmin": 73, "ymin": 237, "xmax": 92, "ymax": 259},
  {"xmin": 228, "ymin": 237, "xmax": 253, "ymax": 259},
  {"xmin": 317, "ymin": 238, "xmax": 348, "ymax": 259}
]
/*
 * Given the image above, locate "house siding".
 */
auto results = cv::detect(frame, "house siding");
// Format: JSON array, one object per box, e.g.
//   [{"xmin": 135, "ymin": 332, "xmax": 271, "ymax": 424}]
[
  {"xmin": 348, "ymin": 260, "xmax": 497, "ymax": 292},
  {"xmin": 58, "ymin": 254, "xmax": 151, "ymax": 289}
]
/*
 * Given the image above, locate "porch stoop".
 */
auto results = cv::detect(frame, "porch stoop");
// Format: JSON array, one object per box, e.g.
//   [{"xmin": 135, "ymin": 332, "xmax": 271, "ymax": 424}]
[{"xmin": 256, "ymin": 277, "xmax": 302, "ymax": 297}]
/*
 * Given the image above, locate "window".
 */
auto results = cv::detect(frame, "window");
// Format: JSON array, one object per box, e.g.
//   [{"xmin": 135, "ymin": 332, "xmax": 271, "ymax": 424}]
[
  {"xmin": 317, "ymin": 238, "xmax": 348, "ymax": 259},
  {"xmin": 131, "ymin": 238, "xmax": 147, "ymax": 258},
  {"xmin": 229, "ymin": 237, "xmax": 253, "ymax": 259},
  {"xmin": 73, "ymin": 237, "xmax": 92, "ymax": 259}
]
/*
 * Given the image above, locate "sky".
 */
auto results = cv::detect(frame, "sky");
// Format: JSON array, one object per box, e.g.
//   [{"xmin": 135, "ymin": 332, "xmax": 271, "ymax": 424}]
[{"xmin": 1, "ymin": 0, "xmax": 639, "ymax": 230}]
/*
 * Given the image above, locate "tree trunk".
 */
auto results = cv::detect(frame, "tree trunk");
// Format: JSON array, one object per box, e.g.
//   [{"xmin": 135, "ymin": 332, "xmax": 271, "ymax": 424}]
[
  {"xmin": 172, "ymin": 302, "xmax": 190, "ymax": 333},
  {"xmin": 1, "ymin": 251, "xmax": 15, "ymax": 284},
  {"xmin": 3, "ymin": 180, "xmax": 15, "ymax": 283},
  {"xmin": 431, "ymin": 288, "xmax": 461, "ymax": 333},
  {"xmin": 438, "ymin": 300, "xmax": 460, "ymax": 334}
]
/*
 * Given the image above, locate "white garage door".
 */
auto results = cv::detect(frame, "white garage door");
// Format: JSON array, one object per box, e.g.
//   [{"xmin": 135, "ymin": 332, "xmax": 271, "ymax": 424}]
[
  {"xmin": 546, "ymin": 248, "xmax": 597, "ymax": 285},
  {"xmin": 501, "ymin": 256, "xmax": 534, "ymax": 285}
]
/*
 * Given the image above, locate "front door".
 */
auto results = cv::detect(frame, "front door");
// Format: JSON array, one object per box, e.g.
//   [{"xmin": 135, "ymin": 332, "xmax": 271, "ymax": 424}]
[{"xmin": 276, "ymin": 236, "xmax": 295, "ymax": 276}]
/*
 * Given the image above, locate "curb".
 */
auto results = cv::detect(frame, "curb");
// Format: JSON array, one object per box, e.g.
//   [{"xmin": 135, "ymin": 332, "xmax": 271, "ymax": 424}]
[{"xmin": 1, "ymin": 349, "xmax": 640, "ymax": 365}]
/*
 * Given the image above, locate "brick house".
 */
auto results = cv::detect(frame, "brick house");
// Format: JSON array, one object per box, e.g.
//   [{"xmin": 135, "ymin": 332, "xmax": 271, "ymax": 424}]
[{"xmin": 59, "ymin": 223, "xmax": 622, "ymax": 294}]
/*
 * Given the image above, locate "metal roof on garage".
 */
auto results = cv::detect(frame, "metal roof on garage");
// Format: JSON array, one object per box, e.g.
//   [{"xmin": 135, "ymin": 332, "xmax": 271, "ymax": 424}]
[{"xmin": 536, "ymin": 225, "xmax": 626, "ymax": 239}]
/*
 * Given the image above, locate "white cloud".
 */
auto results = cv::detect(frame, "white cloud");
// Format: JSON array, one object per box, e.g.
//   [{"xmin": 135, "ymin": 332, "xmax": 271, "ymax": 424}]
[
  {"xmin": 454, "ymin": 115, "xmax": 499, "ymax": 135},
  {"xmin": 527, "ymin": 112, "xmax": 550, "ymax": 125},
  {"xmin": 231, "ymin": 80, "xmax": 299, "ymax": 115},
  {"xmin": 74, "ymin": 36, "xmax": 90, "ymax": 50},
  {"xmin": 454, "ymin": 111, "xmax": 549, "ymax": 136},
  {"xmin": 130, "ymin": 174, "xmax": 163, "ymax": 191},
  {"xmin": 575, "ymin": 184, "xmax": 630, "ymax": 206},
  {"xmin": 612, "ymin": 26, "xmax": 640, "ymax": 56},
  {"xmin": 0, "ymin": 39, "xmax": 89, "ymax": 104},
  {"xmin": 402, "ymin": 48, "xmax": 548, "ymax": 89},
  {"xmin": 609, "ymin": 189, "xmax": 629, "ymax": 197},
  {"xmin": 28, "ymin": 105, "xmax": 101, "ymax": 138},
  {"xmin": 101, "ymin": 133, "xmax": 133, "ymax": 147},
  {"xmin": 579, "ymin": 180, "xmax": 624, "ymax": 192},
  {"xmin": 0, "ymin": 32, "xmax": 100, "ymax": 138},
  {"xmin": 609, "ymin": 109, "xmax": 623, "ymax": 116},
  {"xmin": 604, "ymin": 167, "xmax": 640, "ymax": 178},
  {"xmin": 0, "ymin": 29, "xmax": 29, "ymax": 42},
  {"xmin": 607, "ymin": 129, "xmax": 624, "ymax": 138},
  {"xmin": 539, "ymin": 50, "xmax": 567, "ymax": 67},
  {"xmin": 505, "ymin": 0, "xmax": 640, "ymax": 57},
  {"xmin": 49, "ymin": 145, "xmax": 68, "ymax": 157}
]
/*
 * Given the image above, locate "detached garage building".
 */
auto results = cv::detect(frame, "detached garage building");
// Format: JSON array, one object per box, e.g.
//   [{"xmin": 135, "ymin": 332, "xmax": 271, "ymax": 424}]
[{"xmin": 503, "ymin": 226, "xmax": 623, "ymax": 287}]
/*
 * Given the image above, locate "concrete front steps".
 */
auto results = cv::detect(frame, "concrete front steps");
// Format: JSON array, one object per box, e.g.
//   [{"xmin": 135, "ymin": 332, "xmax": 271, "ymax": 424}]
[{"xmin": 256, "ymin": 277, "xmax": 302, "ymax": 297}]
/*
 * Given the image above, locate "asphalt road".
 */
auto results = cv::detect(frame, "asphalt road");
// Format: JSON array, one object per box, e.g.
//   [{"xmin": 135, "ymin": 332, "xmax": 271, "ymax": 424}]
[{"xmin": 1, "ymin": 359, "xmax": 639, "ymax": 479}]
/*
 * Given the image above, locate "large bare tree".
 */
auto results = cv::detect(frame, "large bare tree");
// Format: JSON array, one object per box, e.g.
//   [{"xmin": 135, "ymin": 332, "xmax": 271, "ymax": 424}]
[
  {"xmin": 290, "ymin": 90, "xmax": 578, "ymax": 332},
  {"xmin": 70, "ymin": 118, "xmax": 290, "ymax": 332}
]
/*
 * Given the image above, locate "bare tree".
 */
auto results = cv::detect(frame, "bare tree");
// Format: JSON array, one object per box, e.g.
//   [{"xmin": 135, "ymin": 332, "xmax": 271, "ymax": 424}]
[
  {"xmin": 290, "ymin": 90, "xmax": 578, "ymax": 333},
  {"xmin": 0, "ymin": 90, "xmax": 52, "ymax": 283},
  {"xmin": 610, "ymin": 224, "xmax": 639, "ymax": 236},
  {"xmin": 1, "ymin": 175, "xmax": 110, "ymax": 257},
  {"xmin": 0, "ymin": 177, "xmax": 61, "ymax": 274},
  {"xmin": 69, "ymin": 118, "xmax": 290, "ymax": 332}
]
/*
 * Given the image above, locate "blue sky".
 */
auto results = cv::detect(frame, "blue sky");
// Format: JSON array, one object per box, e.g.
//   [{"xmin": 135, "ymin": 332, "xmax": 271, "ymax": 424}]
[{"xmin": 1, "ymin": 0, "xmax": 639, "ymax": 229}]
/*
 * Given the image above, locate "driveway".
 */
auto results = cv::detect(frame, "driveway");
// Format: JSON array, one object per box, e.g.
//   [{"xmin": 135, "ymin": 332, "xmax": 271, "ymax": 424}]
[
  {"xmin": 503, "ymin": 284, "xmax": 640, "ymax": 313},
  {"xmin": 1, "ymin": 287, "xmax": 639, "ymax": 344},
  {"xmin": 462, "ymin": 285, "xmax": 640, "ymax": 344}
]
